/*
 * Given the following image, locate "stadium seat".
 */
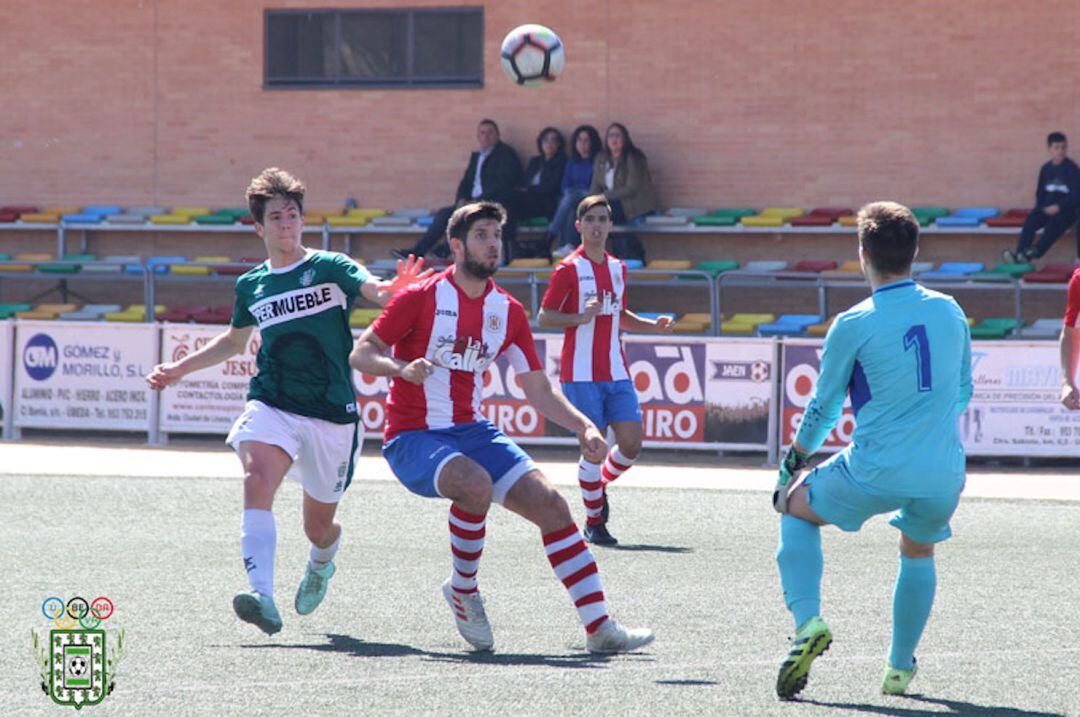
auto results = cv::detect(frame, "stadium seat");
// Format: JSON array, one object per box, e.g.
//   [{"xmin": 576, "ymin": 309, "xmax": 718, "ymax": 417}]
[
  {"xmin": 19, "ymin": 213, "xmax": 60, "ymax": 223},
  {"xmin": 40, "ymin": 253, "xmax": 96, "ymax": 273},
  {"xmin": 1019, "ymin": 318, "xmax": 1062, "ymax": 339},
  {"xmin": 740, "ymin": 215, "xmax": 785, "ymax": 227},
  {"xmin": 326, "ymin": 215, "xmax": 368, "ymax": 227},
  {"xmin": 821, "ymin": 260, "xmax": 862, "ymax": 278},
  {"xmin": 347, "ymin": 208, "xmax": 389, "ymax": 220},
  {"xmin": 837, "ymin": 215, "xmax": 859, "ymax": 227},
  {"xmin": 672, "ymin": 313, "xmax": 709, "ymax": 334},
  {"xmin": 756, "ymin": 314, "xmax": 822, "ymax": 337},
  {"xmin": 105, "ymin": 213, "xmax": 151, "ymax": 224},
  {"xmin": 170, "ymin": 263, "xmax": 211, "ymax": 275},
  {"xmin": 710, "ymin": 208, "xmax": 757, "ymax": 219},
  {"xmin": 934, "ymin": 214, "xmax": 982, "ymax": 227},
  {"xmin": 985, "ymin": 215, "xmax": 1026, "ymax": 227},
  {"xmin": 83, "ymin": 205, "xmax": 123, "ymax": 217},
  {"xmin": 84, "ymin": 255, "xmax": 139, "ymax": 274},
  {"xmin": 370, "ymin": 216, "xmax": 413, "ymax": 227},
  {"xmin": 195, "ymin": 213, "xmax": 237, "ymax": 225},
  {"xmin": 789, "ymin": 214, "xmax": 834, "ymax": 226},
  {"xmin": 238, "ymin": 215, "xmax": 256, "ymax": 225},
  {"xmin": 189, "ymin": 306, "xmax": 232, "ymax": 324},
  {"xmin": 664, "ymin": 207, "xmax": 708, "ymax": 218},
  {"xmin": 911, "ymin": 207, "xmax": 950, "ymax": 219},
  {"xmin": 520, "ymin": 216, "xmax": 551, "ymax": 227},
  {"xmin": 62, "ymin": 213, "xmax": 103, "ymax": 224},
  {"xmin": 721, "ymin": 313, "xmax": 776, "ymax": 336},
  {"xmin": 215, "ymin": 257, "xmax": 261, "ymax": 276},
  {"xmin": 806, "ymin": 316, "xmax": 836, "ymax": 337},
  {"xmin": 505, "ymin": 258, "xmax": 550, "ymax": 269},
  {"xmin": 0, "ymin": 253, "xmax": 9, "ymax": 260},
  {"xmin": 760, "ymin": 208, "xmax": 804, "ymax": 220},
  {"xmin": 43, "ymin": 205, "xmax": 80, "ymax": 216},
  {"xmin": 809, "ymin": 207, "xmax": 854, "ymax": 220},
  {"xmin": 0, "ymin": 211, "xmax": 17, "ymax": 222},
  {"xmin": 623, "ymin": 259, "xmax": 644, "ymax": 270},
  {"xmin": 144, "ymin": 256, "xmax": 188, "ymax": 274},
  {"xmin": 171, "ymin": 207, "xmax": 212, "ymax": 218},
  {"xmin": 1, "ymin": 205, "xmax": 37, "ymax": 216},
  {"xmin": 1022, "ymin": 264, "xmax": 1075, "ymax": 283},
  {"xmin": 130, "ymin": 206, "xmax": 167, "ymax": 216},
  {"xmin": 59, "ymin": 304, "xmax": 122, "ymax": 321},
  {"xmin": 151, "ymin": 214, "xmax": 191, "ymax": 225},
  {"xmin": 157, "ymin": 305, "xmax": 210, "ymax": 322},
  {"xmin": 971, "ymin": 317, "xmax": 1025, "ymax": 339},
  {"xmin": 692, "ymin": 215, "xmax": 738, "ymax": 227},
  {"xmin": 954, "ymin": 207, "xmax": 999, "ymax": 220},
  {"xmin": 790, "ymin": 260, "xmax": 838, "ymax": 273},
  {"xmin": 415, "ymin": 216, "xmax": 435, "ymax": 228},
  {"xmin": 919, "ymin": 262, "xmax": 984, "ymax": 279},
  {"xmin": 742, "ymin": 260, "xmax": 788, "ymax": 273},
  {"xmin": 15, "ymin": 303, "xmax": 79, "ymax": 320},
  {"xmin": 910, "ymin": 261, "xmax": 935, "ymax": 274},
  {"xmin": 971, "ymin": 262, "xmax": 1035, "ymax": 282},
  {"xmin": 643, "ymin": 259, "xmax": 693, "ymax": 280},
  {"xmin": 0, "ymin": 303, "xmax": 33, "ymax": 318},
  {"xmin": 696, "ymin": 260, "xmax": 740, "ymax": 276},
  {"xmin": 392, "ymin": 208, "xmax": 433, "ymax": 219},
  {"xmin": 349, "ymin": 308, "xmax": 382, "ymax": 328}
]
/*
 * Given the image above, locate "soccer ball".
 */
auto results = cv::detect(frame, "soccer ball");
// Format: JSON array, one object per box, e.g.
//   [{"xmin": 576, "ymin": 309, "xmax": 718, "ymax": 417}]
[
  {"xmin": 69, "ymin": 656, "xmax": 87, "ymax": 676},
  {"xmin": 500, "ymin": 24, "xmax": 564, "ymax": 87}
]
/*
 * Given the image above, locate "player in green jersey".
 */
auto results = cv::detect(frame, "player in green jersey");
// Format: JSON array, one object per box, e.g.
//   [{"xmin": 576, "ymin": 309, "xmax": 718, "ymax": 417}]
[{"xmin": 147, "ymin": 168, "xmax": 430, "ymax": 635}]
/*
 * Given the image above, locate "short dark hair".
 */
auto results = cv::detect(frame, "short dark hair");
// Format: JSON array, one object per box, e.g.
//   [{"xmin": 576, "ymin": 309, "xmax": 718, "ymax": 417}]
[
  {"xmin": 246, "ymin": 167, "xmax": 305, "ymax": 223},
  {"xmin": 856, "ymin": 201, "xmax": 919, "ymax": 275},
  {"xmin": 447, "ymin": 201, "xmax": 507, "ymax": 241},
  {"xmin": 479, "ymin": 118, "xmax": 500, "ymax": 134},
  {"xmin": 1048, "ymin": 131, "xmax": 1067, "ymax": 146},
  {"xmin": 576, "ymin": 194, "xmax": 612, "ymax": 220}
]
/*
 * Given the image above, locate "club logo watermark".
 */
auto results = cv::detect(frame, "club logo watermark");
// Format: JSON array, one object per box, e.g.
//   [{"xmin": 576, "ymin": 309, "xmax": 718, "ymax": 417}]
[{"xmin": 31, "ymin": 595, "xmax": 126, "ymax": 710}]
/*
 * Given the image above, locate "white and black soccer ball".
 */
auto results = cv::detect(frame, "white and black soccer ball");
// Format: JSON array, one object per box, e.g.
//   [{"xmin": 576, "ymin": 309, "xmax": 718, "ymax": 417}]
[
  {"xmin": 500, "ymin": 24, "xmax": 564, "ymax": 87},
  {"xmin": 69, "ymin": 656, "xmax": 87, "ymax": 676}
]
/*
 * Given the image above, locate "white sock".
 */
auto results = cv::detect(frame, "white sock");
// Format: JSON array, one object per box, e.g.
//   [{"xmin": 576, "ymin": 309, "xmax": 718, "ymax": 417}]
[
  {"xmin": 309, "ymin": 532, "xmax": 341, "ymax": 571},
  {"xmin": 241, "ymin": 509, "xmax": 276, "ymax": 597}
]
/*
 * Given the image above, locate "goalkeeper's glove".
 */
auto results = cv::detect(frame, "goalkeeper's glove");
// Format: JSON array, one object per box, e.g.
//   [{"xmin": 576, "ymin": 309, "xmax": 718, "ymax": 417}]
[{"xmin": 772, "ymin": 446, "xmax": 810, "ymax": 514}]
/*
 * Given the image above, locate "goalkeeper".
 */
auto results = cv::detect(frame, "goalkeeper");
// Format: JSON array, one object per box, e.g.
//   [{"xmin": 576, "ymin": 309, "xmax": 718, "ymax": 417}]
[{"xmin": 770, "ymin": 202, "xmax": 972, "ymax": 700}]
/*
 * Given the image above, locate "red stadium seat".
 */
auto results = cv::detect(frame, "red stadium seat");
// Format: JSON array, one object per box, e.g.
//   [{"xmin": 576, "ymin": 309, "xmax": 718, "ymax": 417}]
[
  {"xmin": 809, "ymin": 207, "xmax": 854, "ymax": 220},
  {"xmin": 1022, "ymin": 264, "xmax": 1074, "ymax": 283},
  {"xmin": 985, "ymin": 216, "xmax": 1025, "ymax": 227},
  {"xmin": 789, "ymin": 214, "xmax": 834, "ymax": 226}
]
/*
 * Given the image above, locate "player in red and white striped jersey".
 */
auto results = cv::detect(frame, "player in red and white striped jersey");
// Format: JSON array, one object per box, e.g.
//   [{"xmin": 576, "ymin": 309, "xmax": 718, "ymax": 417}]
[
  {"xmin": 539, "ymin": 195, "xmax": 673, "ymax": 545},
  {"xmin": 350, "ymin": 202, "xmax": 654, "ymax": 654},
  {"xmin": 1061, "ymin": 267, "xmax": 1080, "ymax": 409}
]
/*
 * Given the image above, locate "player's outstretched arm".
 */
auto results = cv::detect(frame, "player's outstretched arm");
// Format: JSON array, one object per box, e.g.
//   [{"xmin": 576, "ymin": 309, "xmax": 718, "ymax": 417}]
[
  {"xmin": 362, "ymin": 254, "xmax": 434, "ymax": 307},
  {"xmin": 349, "ymin": 328, "xmax": 433, "ymax": 384},
  {"xmin": 537, "ymin": 298, "xmax": 602, "ymax": 329},
  {"xmin": 620, "ymin": 308, "xmax": 675, "ymax": 334},
  {"xmin": 1060, "ymin": 325, "xmax": 1080, "ymax": 410},
  {"xmin": 145, "ymin": 325, "xmax": 252, "ymax": 391},
  {"xmin": 518, "ymin": 369, "xmax": 607, "ymax": 462}
]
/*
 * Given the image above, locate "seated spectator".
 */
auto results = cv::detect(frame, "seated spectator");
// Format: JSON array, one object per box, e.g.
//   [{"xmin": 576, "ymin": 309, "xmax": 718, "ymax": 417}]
[
  {"xmin": 395, "ymin": 119, "xmax": 522, "ymax": 260},
  {"xmin": 551, "ymin": 124, "xmax": 603, "ymax": 258},
  {"xmin": 1004, "ymin": 131, "xmax": 1080, "ymax": 264},
  {"xmin": 587, "ymin": 122, "xmax": 659, "ymax": 225},
  {"xmin": 507, "ymin": 127, "xmax": 567, "ymax": 259}
]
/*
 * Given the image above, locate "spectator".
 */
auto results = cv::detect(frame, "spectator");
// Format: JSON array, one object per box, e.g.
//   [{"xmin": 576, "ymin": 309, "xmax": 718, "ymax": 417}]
[
  {"xmin": 552, "ymin": 124, "xmax": 603, "ymax": 259},
  {"xmin": 508, "ymin": 127, "xmax": 567, "ymax": 259},
  {"xmin": 587, "ymin": 122, "xmax": 659, "ymax": 225},
  {"xmin": 395, "ymin": 119, "xmax": 522, "ymax": 260},
  {"xmin": 1003, "ymin": 131, "xmax": 1080, "ymax": 264}
]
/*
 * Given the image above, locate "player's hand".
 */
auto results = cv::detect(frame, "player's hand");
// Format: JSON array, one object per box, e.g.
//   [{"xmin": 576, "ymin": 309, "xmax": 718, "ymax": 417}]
[
  {"xmin": 578, "ymin": 423, "xmax": 607, "ymax": 463},
  {"xmin": 386, "ymin": 254, "xmax": 434, "ymax": 294},
  {"xmin": 1062, "ymin": 382, "xmax": 1080, "ymax": 410},
  {"xmin": 1045, "ymin": 204, "xmax": 1061, "ymax": 216},
  {"xmin": 145, "ymin": 363, "xmax": 185, "ymax": 391},
  {"xmin": 773, "ymin": 446, "xmax": 810, "ymax": 513},
  {"xmin": 655, "ymin": 315, "xmax": 675, "ymax": 333},
  {"xmin": 580, "ymin": 298, "xmax": 602, "ymax": 323},
  {"xmin": 399, "ymin": 358, "xmax": 435, "ymax": 385}
]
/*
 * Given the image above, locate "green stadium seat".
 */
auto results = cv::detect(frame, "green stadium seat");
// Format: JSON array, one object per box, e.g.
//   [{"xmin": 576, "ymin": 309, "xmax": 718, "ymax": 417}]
[
  {"xmin": 195, "ymin": 213, "xmax": 237, "ymax": 225},
  {"xmin": 692, "ymin": 215, "xmax": 737, "ymax": 227},
  {"xmin": 40, "ymin": 253, "xmax": 97, "ymax": 274},
  {"xmin": 0, "ymin": 303, "xmax": 33, "ymax": 318},
  {"xmin": 696, "ymin": 260, "xmax": 739, "ymax": 277},
  {"xmin": 710, "ymin": 208, "xmax": 757, "ymax": 218}
]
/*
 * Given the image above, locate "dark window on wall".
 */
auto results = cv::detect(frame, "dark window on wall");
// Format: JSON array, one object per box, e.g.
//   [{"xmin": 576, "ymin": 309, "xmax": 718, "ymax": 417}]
[{"xmin": 265, "ymin": 8, "xmax": 483, "ymax": 88}]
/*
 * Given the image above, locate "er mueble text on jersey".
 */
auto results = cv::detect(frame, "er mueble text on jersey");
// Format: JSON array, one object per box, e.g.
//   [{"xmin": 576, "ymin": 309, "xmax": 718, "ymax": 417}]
[
  {"xmin": 584, "ymin": 290, "xmax": 621, "ymax": 316},
  {"xmin": 249, "ymin": 285, "xmax": 341, "ymax": 326},
  {"xmin": 433, "ymin": 335, "xmax": 493, "ymax": 372}
]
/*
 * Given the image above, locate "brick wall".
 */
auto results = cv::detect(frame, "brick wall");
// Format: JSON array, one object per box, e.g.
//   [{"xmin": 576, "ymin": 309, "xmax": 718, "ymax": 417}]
[{"xmin": 4, "ymin": 1, "xmax": 1080, "ymax": 211}]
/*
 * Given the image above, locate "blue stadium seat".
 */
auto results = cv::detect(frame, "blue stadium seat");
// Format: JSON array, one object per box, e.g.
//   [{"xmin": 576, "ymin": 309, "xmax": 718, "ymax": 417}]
[
  {"xmin": 919, "ymin": 261, "xmax": 984, "ymax": 279},
  {"xmin": 934, "ymin": 215, "xmax": 981, "ymax": 227},
  {"xmin": 62, "ymin": 213, "xmax": 103, "ymax": 224},
  {"xmin": 755, "ymin": 314, "xmax": 821, "ymax": 337},
  {"xmin": 953, "ymin": 207, "xmax": 999, "ymax": 219}
]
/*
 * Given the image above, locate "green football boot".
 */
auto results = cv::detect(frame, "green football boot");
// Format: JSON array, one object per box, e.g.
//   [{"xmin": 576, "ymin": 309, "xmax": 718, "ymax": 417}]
[
  {"xmin": 881, "ymin": 657, "xmax": 917, "ymax": 695},
  {"xmin": 233, "ymin": 591, "xmax": 283, "ymax": 635},
  {"xmin": 294, "ymin": 561, "xmax": 336, "ymax": 616},
  {"xmin": 776, "ymin": 616, "xmax": 833, "ymax": 700}
]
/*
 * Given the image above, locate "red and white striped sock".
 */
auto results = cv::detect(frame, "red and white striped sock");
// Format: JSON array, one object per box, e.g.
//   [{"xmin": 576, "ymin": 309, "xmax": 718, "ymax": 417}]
[
  {"xmin": 601, "ymin": 446, "xmax": 636, "ymax": 486},
  {"xmin": 543, "ymin": 524, "xmax": 610, "ymax": 634},
  {"xmin": 449, "ymin": 504, "xmax": 486, "ymax": 594},
  {"xmin": 578, "ymin": 458, "xmax": 605, "ymax": 526}
]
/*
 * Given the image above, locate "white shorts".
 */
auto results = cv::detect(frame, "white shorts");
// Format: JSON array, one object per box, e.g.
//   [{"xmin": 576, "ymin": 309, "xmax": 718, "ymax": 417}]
[{"xmin": 226, "ymin": 400, "xmax": 363, "ymax": 504}]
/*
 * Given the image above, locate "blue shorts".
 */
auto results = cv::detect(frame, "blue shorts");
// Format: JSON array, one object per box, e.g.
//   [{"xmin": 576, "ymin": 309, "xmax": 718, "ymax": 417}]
[
  {"xmin": 382, "ymin": 421, "xmax": 536, "ymax": 505},
  {"xmin": 561, "ymin": 380, "xmax": 642, "ymax": 431},
  {"xmin": 805, "ymin": 453, "xmax": 961, "ymax": 544}
]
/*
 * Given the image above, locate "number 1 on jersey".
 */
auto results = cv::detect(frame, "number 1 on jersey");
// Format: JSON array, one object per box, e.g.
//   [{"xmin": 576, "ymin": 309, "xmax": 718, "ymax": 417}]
[{"xmin": 903, "ymin": 324, "xmax": 932, "ymax": 392}]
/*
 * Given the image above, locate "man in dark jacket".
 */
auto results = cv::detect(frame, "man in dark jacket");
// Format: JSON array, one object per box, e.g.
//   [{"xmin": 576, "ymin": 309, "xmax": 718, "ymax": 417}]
[
  {"xmin": 1004, "ymin": 132, "xmax": 1080, "ymax": 263},
  {"xmin": 397, "ymin": 119, "xmax": 522, "ymax": 260}
]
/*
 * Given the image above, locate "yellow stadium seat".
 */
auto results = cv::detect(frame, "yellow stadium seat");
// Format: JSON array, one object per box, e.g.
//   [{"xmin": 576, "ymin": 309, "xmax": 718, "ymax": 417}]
[
  {"xmin": 346, "ymin": 208, "xmax": 389, "ymax": 220},
  {"xmin": 760, "ymin": 207, "xmax": 804, "ymax": 220},
  {"xmin": 326, "ymin": 216, "xmax": 369, "ymax": 227},
  {"xmin": 16, "ymin": 310, "xmax": 61, "ymax": 320},
  {"xmin": 822, "ymin": 260, "xmax": 863, "ymax": 277},
  {"xmin": 728, "ymin": 313, "xmax": 776, "ymax": 325},
  {"xmin": 672, "ymin": 320, "xmax": 708, "ymax": 334},
  {"xmin": 507, "ymin": 258, "xmax": 550, "ymax": 269},
  {"xmin": 195, "ymin": 256, "xmax": 231, "ymax": 264},
  {"xmin": 719, "ymin": 322, "xmax": 757, "ymax": 336},
  {"xmin": 0, "ymin": 263, "xmax": 33, "ymax": 273},
  {"xmin": 740, "ymin": 215, "xmax": 785, "ymax": 227},
  {"xmin": 42, "ymin": 205, "xmax": 80, "ymax": 216},
  {"xmin": 171, "ymin": 264, "xmax": 211, "ymax": 275},
  {"xmin": 679, "ymin": 312, "xmax": 713, "ymax": 326},
  {"xmin": 171, "ymin": 207, "xmax": 212, "ymax": 217},
  {"xmin": 35, "ymin": 303, "xmax": 79, "ymax": 314},
  {"xmin": 151, "ymin": 214, "xmax": 191, "ymax": 225},
  {"xmin": 647, "ymin": 259, "xmax": 694, "ymax": 270},
  {"xmin": 838, "ymin": 215, "xmax": 858, "ymax": 227},
  {"xmin": 349, "ymin": 308, "xmax": 382, "ymax": 328},
  {"xmin": 303, "ymin": 213, "xmax": 328, "ymax": 224},
  {"xmin": 19, "ymin": 213, "xmax": 60, "ymax": 224},
  {"xmin": 806, "ymin": 317, "xmax": 836, "ymax": 337}
]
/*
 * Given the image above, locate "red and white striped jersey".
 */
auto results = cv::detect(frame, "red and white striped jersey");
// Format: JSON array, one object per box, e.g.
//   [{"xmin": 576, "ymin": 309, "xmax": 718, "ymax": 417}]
[
  {"xmin": 541, "ymin": 247, "xmax": 629, "ymax": 382},
  {"xmin": 1065, "ymin": 268, "xmax": 1080, "ymax": 327},
  {"xmin": 371, "ymin": 266, "xmax": 543, "ymax": 441}
]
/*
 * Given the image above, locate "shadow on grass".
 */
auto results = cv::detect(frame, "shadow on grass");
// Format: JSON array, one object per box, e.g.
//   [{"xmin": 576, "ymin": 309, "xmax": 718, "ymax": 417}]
[
  {"xmin": 801, "ymin": 694, "xmax": 1064, "ymax": 717},
  {"xmin": 243, "ymin": 633, "xmax": 625, "ymax": 670},
  {"xmin": 655, "ymin": 679, "xmax": 719, "ymax": 686},
  {"xmin": 599, "ymin": 544, "xmax": 694, "ymax": 554}
]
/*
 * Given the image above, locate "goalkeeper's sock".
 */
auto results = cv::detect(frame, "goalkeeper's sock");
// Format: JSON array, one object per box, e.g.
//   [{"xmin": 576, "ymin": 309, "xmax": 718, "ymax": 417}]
[
  {"xmin": 776, "ymin": 514, "xmax": 823, "ymax": 630},
  {"xmin": 888, "ymin": 554, "xmax": 936, "ymax": 670},
  {"xmin": 241, "ymin": 509, "xmax": 276, "ymax": 597}
]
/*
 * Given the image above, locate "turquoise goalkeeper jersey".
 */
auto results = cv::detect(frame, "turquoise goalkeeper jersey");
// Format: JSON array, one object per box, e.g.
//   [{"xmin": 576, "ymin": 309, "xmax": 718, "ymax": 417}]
[{"xmin": 795, "ymin": 279, "xmax": 973, "ymax": 497}]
